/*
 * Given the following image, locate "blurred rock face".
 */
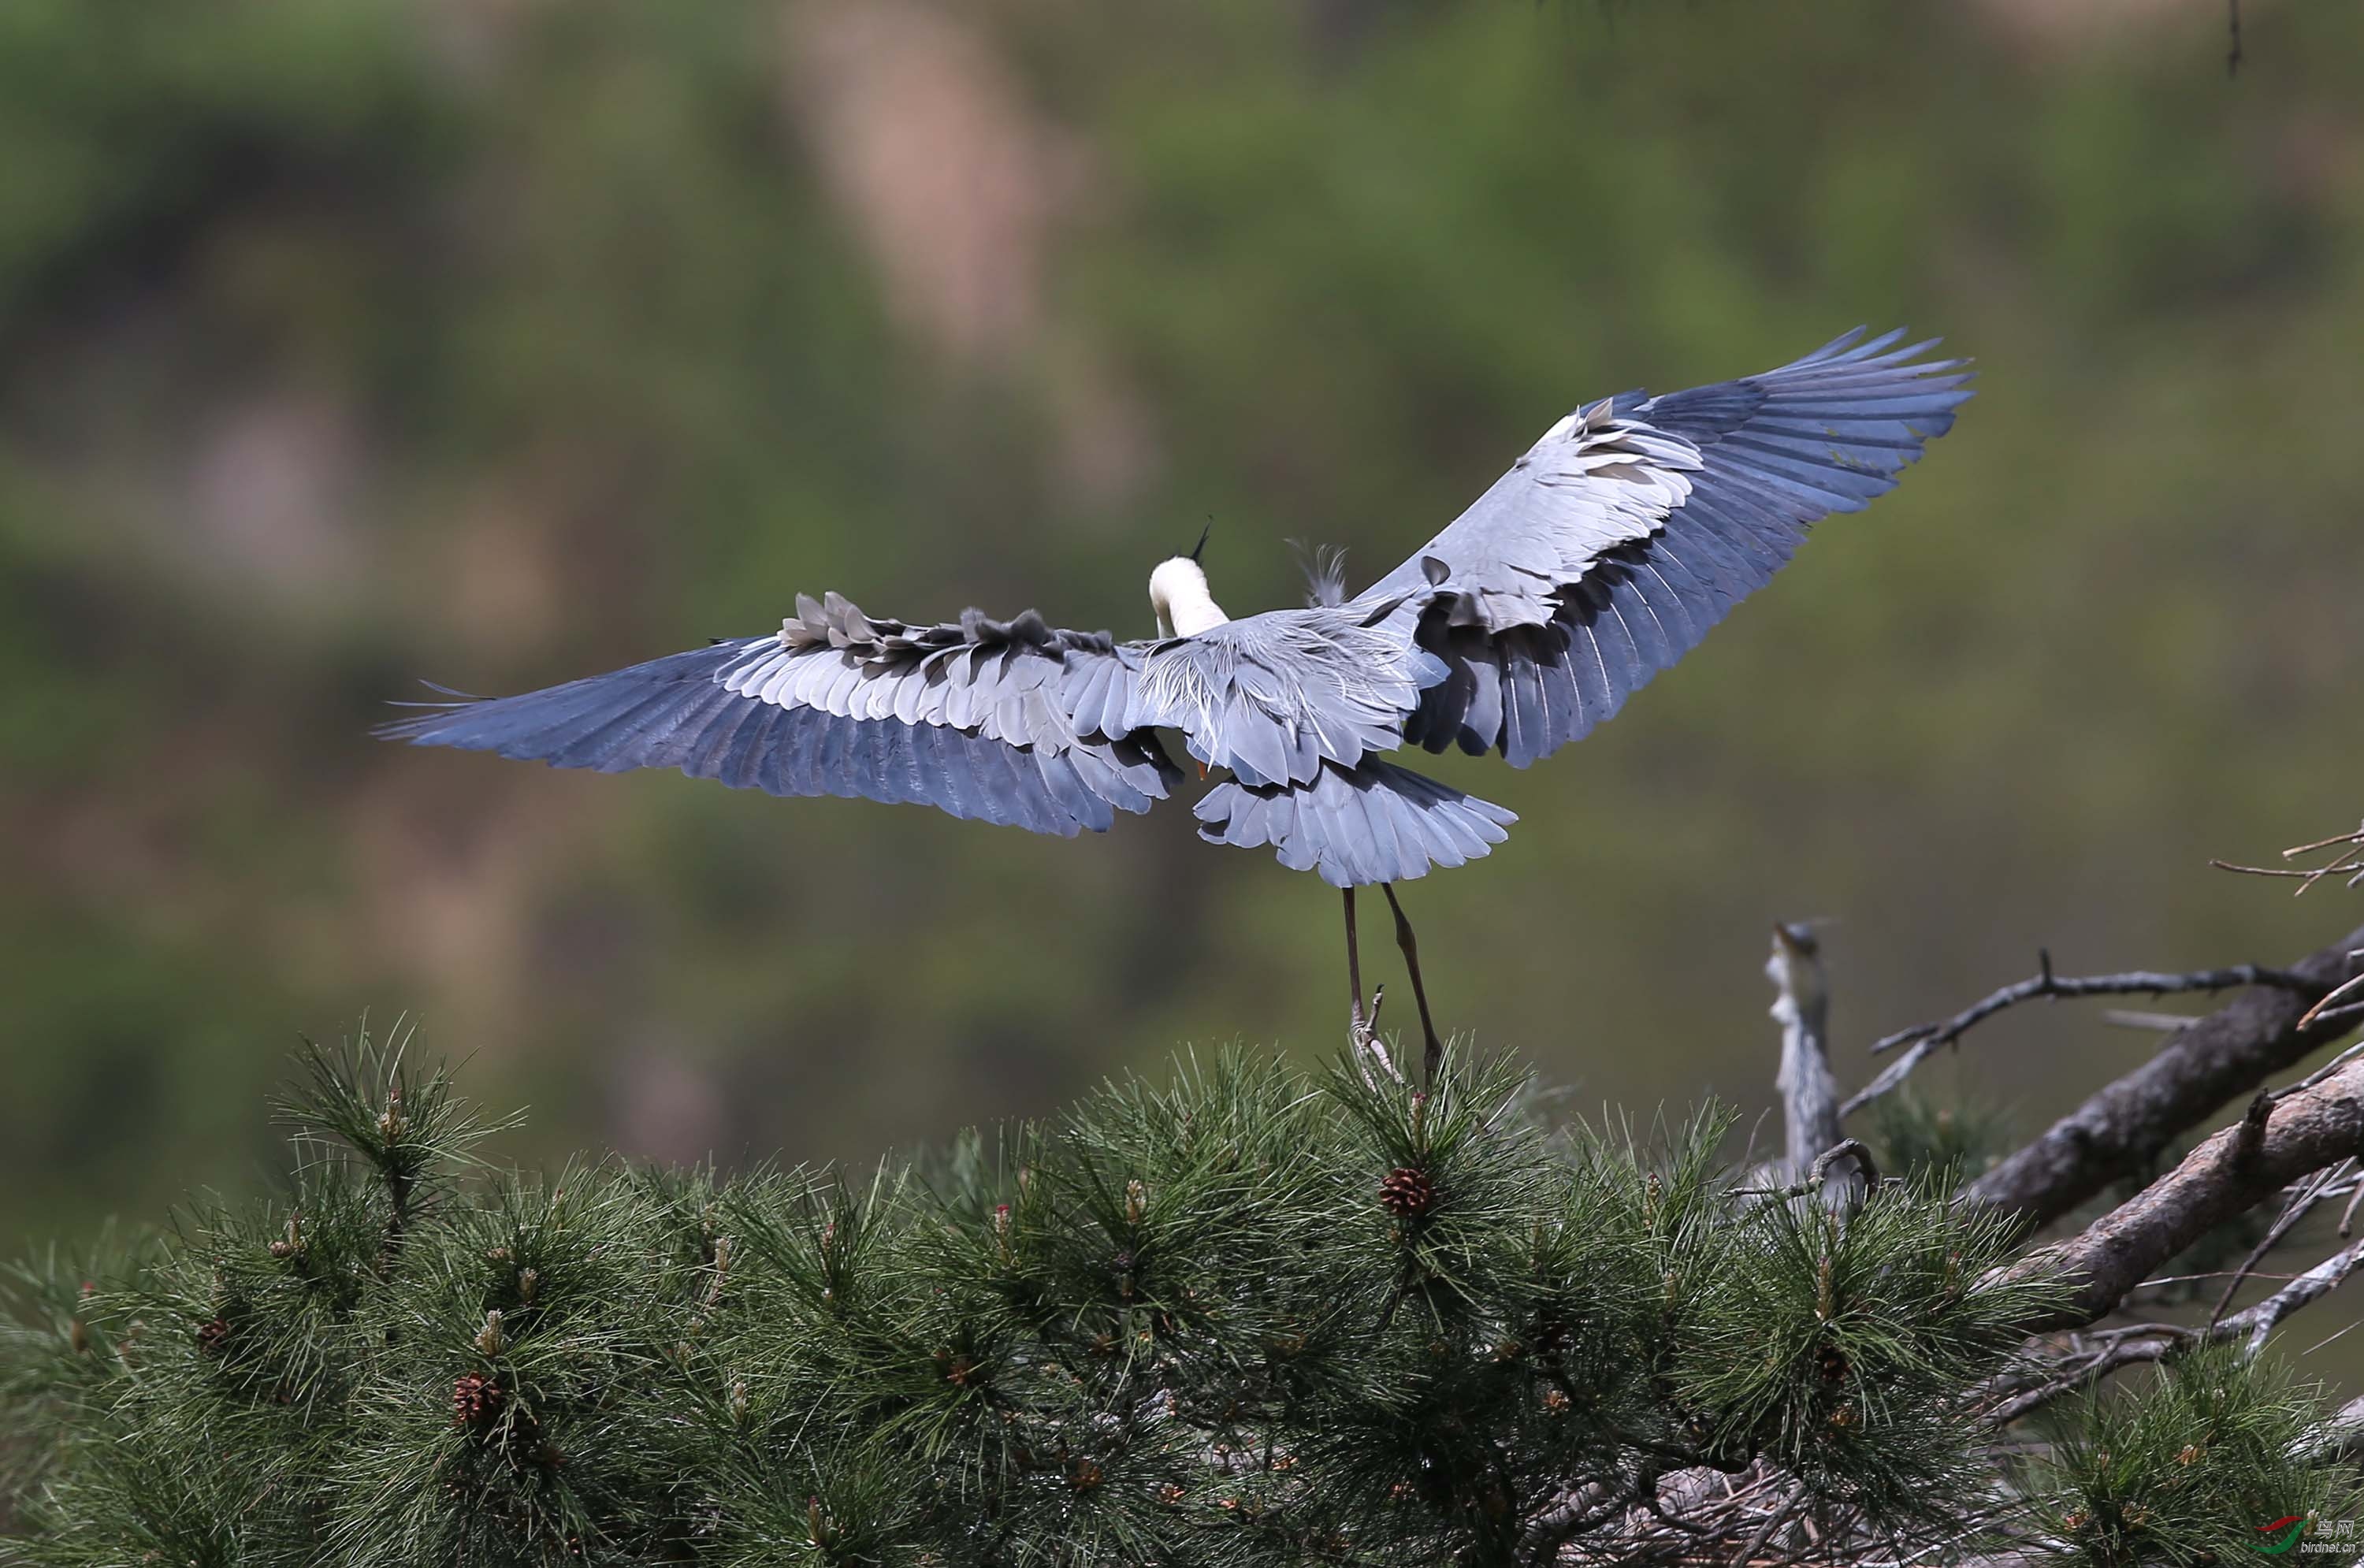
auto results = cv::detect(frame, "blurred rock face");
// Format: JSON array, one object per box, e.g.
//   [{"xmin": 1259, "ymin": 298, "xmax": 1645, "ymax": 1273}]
[
  {"xmin": 189, "ymin": 390, "xmax": 370, "ymax": 600},
  {"xmin": 1972, "ymin": 0, "xmax": 2255, "ymax": 59},
  {"xmin": 777, "ymin": 0, "xmax": 1157, "ymax": 507},
  {"xmin": 782, "ymin": 0, "xmax": 1084, "ymax": 367}
]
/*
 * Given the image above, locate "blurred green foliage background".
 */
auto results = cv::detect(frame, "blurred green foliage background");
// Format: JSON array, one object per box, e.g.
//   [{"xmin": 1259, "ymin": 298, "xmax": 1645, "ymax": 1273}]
[{"xmin": 2, "ymin": 0, "xmax": 2359, "ymax": 1302}]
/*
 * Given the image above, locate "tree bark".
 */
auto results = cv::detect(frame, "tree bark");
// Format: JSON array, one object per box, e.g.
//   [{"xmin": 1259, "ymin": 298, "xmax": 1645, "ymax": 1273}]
[
  {"xmin": 1997, "ymin": 1056, "xmax": 2364, "ymax": 1332},
  {"xmin": 1767, "ymin": 923, "xmax": 1841, "ymax": 1181},
  {"xmin": 1964, "ymin": 923, "xmax": 2364, "ymax": 1228}
]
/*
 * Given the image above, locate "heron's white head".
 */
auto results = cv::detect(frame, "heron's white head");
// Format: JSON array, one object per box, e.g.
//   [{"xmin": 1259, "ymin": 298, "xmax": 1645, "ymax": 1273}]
[{"xmin": 1148, "ymin": 533, "xmax": 1228, "ymax": 638}]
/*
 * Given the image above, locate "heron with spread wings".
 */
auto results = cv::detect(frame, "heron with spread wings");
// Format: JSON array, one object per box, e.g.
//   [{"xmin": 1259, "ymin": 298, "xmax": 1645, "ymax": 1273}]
[{"xmin": 382, "ymin": 327, "xmax": 1969, "ymax": 1080}]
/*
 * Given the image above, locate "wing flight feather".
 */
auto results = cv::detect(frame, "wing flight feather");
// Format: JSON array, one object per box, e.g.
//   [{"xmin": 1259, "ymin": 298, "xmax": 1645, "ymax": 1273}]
[
  {"xmin": 379, "ymin": 596, "xmax": 1180, "ymax": 838},
  {"xmin": 1355, "ymin": 326, "xmax": 1970, "ymax": 767}
]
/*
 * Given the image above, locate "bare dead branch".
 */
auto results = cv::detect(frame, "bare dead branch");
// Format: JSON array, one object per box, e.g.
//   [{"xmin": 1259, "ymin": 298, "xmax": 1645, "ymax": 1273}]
[
  {"xmin": 2207, "ymin": 1158, "xmax": 2353, "ymax": 1328},
  {"xmin": 1960, "ymin": 923, "xmax": 2364, "ymax": 1228},
  {"xmin": 2102, "ymin": 1009, "xmax": 2203, "ymax": 1033},
  {"xmin": 1768, "ymin": 924, "xmax": 1838, "ymax": 1167},
  {"xmin": 1864, "ymin": 953, "xmax": 2297, "ymax": 1057},
  {"xmin": 2295, "ymin": 1395, "xmax": 2364, "ymax": 1466},
  {"xmin": 1846, "ymin": 956, "xmax": 2317, "ymax": 1119},
  {"xmin": 1759, "ymin": 927, "xmax": 1863, "ymax": 1220},
  {"xmin": 1518, "ymin": 1477, "xmax": 1629, "ymax": 1566},
  {"xmin": 1869, "ymin": 954, "xmax": 2315, "ymax": 1058},
  {"xmin": 1987, "ymin": 1332, "xmax": 2182, "ymax": 1424},
  {"xmin": 1988, "ymin": 1224, "xmax": 2364, "ymax": 1424},
  {"xmin": 2213, "ymin": 859, "xmax": 2364, "ymax": 891},
  {"xmin": 2211, "ymin": 819, "xmax": 2364, "ymax": 893},
  {"xmin": 1993, "ymin": 1054, "xmax": 2364, "ymax": 1332},
  {"xmin": 2303, "ymin": 971, "xmax": 2364, "ymax": 1030},
  {"xmin": 1812, "ymin": 1138, "xmax": 1879, "ymax": 1191},
  {"xmin": 2220, "ymin": 1236, "xmax": 2364, "ymax": 1358},
  {"xmin": 2276, "ymin": 1035, "xmax": 2364, "ymax": 1104},
  {"xmin": 1737, "ymin": 1141, "xmax": 1882, "ymax": 1212},
  {"xmin": 1730, "ymin": 1480, "xmax": 1804, "ymax": 1567},
  {"xmin": 1975, "ymin": 1324, "xmax": 2173, "ymax": 1421}
]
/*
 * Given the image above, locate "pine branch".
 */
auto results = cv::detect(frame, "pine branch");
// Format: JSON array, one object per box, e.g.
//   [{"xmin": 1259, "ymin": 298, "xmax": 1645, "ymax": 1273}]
[
  {"xmin": 0, "ymin": 1036, "xmax": 2073, "ymax": 1566},
  {"xmin": 12, "ymin": 969, "xmax": 2362, "ymax": 1567},
  {"xmin": 2020, "ymin": 1341, "xmax": 2350, "ymax": 1564}
]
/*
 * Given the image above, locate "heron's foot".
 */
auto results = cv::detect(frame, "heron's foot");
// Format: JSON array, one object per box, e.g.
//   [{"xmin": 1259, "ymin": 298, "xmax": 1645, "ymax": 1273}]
[{"xmin": 1353, "ymin": 987, "xmax": 1404, "ymax": 1085}]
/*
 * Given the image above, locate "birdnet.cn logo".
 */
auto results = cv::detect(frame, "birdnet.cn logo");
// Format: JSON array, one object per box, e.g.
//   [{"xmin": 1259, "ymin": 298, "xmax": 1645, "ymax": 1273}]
[{"xmin": 2252, "ymin": 1514, "xmax": 2359, "ymax": 1554}]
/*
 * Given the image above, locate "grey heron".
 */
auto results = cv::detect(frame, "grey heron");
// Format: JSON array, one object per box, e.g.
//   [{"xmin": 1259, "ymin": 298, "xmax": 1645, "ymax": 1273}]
[{"xmin": 382, "ymin": 327, "xmax": 1968, "ymax": 1079}]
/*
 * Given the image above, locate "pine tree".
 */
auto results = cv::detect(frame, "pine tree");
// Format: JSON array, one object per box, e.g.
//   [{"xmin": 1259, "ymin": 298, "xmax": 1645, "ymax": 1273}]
[{"xmin": 0, "ymin": 1025, "xmax": 2353, "ymax": 1566}]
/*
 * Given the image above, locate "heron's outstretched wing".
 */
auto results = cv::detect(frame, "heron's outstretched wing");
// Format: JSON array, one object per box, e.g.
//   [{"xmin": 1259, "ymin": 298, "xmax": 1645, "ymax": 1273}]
[
  {"xmin": 377, "ymin": 593, "xmax": 1180, "ymax": 837},
  {"xmin": 1356, "ymin": 328, "xmax": 1971, "ymax": 767}
]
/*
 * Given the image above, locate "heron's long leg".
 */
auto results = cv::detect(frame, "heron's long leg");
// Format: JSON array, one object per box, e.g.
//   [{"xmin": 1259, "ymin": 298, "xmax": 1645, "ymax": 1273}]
[
  {"xmin": 1381, "ymin": 882, "xmax": 1444, "ymax": 1087},
  {"xmin": 1344, "ymin": 888, "xmax": 1366, "ymax": 1042},
  {"xmin": 1344, "ymin": 890, "xmax": 1404, "ymax": 1085}
]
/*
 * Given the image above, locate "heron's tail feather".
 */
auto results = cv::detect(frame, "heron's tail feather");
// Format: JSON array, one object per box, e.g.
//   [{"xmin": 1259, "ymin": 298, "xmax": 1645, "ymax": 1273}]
[{"xmin": 1194, "ymin": 758, "xmax": 1515, "ymax": 889}]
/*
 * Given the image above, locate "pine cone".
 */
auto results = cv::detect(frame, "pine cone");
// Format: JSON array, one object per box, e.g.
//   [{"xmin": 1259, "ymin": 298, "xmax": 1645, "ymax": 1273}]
[
  {"xmin": 1378, "ymin": 1166, "xmax": 1435, "ymax": 1218},
  {"xmin": 1816, "ymin": 1343, "xmax": 1849, "ymax": 1384},
  {"xmin": 195, "ymin": 1317, "xmax": 232, "ymax": 1358},
  {"xmin": 452, "ymin": 1371, "xmax": 506, "ymax": 1431}
]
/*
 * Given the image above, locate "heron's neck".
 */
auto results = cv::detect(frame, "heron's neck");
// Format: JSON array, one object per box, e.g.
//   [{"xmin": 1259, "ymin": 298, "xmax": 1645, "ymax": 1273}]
[{"xmin": 1166, "ymin": 583, "xmax": 1228, "ymax": 637}]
